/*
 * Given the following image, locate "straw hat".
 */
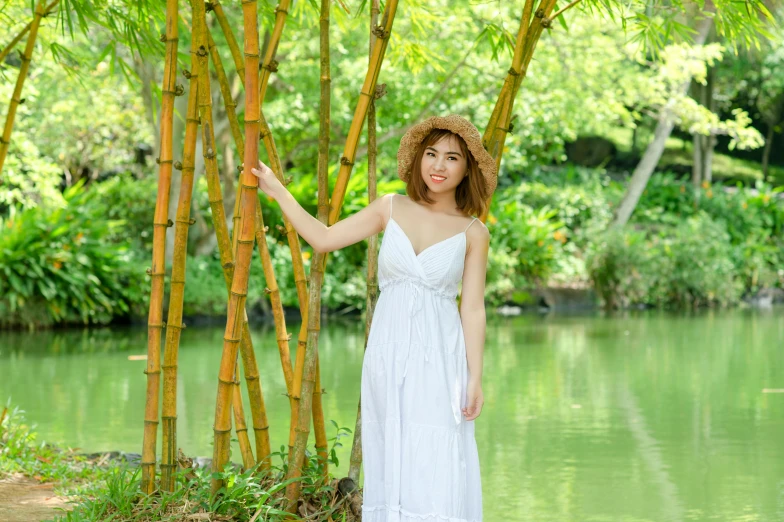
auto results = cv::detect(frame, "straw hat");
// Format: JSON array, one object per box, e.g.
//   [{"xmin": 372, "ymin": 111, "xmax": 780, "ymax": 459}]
[{"xmin": 396, "ymin": 114, "xmax": 498, "ymax": 196}]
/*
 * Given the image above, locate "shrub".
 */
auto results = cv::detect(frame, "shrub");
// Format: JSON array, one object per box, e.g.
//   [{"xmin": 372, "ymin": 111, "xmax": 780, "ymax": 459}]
[{"xmin": 0, "ymin": 182, "xmax": 146, "ymax": 328}]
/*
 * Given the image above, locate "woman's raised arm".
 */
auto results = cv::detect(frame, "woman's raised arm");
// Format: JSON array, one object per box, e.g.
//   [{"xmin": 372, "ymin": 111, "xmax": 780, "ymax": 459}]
[{"xmin": 252, "ymin": 160, "xmax": 392, "ymax": 253}]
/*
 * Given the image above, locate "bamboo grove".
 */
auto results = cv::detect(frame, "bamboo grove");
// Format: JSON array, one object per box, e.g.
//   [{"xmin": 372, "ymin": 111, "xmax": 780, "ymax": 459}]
[{"xmin": 0, "ymin": 0, "xmax": 581, "ymax": 513}]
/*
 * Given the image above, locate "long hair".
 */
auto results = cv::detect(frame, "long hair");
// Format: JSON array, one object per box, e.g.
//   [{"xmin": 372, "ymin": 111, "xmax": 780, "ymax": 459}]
[{"xmin": 405, "ymin": 128, "xmax": 489, "ymax": 217}]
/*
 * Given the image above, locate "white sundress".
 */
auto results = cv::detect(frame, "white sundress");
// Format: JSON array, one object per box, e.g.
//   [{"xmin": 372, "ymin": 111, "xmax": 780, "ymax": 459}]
[{"xmin": 361, "ymin": 193, "xmax": 483, "ymax": 522}]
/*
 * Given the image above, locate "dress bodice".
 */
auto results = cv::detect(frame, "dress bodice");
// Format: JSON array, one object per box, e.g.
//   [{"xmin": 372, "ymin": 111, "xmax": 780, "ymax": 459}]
[{"xmin": 377, "ymin": 195, "xmax": 477, "ymax": 299}]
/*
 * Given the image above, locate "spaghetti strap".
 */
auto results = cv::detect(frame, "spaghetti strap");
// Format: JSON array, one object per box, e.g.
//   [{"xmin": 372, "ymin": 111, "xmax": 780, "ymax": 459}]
[
  {"xmin": 389, "ymin": 193, "xmax": 395, "ymax": 221},
  {"xmin": 464, "ymin": 216, "xmax": 478, "ymax": 232}
]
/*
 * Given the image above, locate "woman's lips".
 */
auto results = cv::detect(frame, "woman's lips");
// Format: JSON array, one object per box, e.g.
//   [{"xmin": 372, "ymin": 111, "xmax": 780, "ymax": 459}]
[{"xmin": 430, "ymin": 174, "xmax": 446, "ymax": 183}]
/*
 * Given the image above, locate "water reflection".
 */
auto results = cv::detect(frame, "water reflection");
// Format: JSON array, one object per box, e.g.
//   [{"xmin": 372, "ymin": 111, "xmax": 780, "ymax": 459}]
[{"xmin": 1, "ymin": 308, "xmax": 783, "ymax": 521}]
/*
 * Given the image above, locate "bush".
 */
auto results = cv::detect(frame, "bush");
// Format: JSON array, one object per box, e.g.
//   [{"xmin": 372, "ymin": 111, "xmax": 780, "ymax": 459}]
[
  {"xmin": 588, "ymin": 213, "xmax": 744, "ymax": 309},
  {"xmin": 0, "ymin": 182, "xmax": 146, "ymax": 328}
]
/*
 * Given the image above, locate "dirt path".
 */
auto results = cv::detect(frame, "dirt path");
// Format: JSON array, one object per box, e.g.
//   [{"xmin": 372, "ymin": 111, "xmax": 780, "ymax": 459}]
[{"xmin": 0, "ymin": 474, "xmax": 69, "ymax": 522}]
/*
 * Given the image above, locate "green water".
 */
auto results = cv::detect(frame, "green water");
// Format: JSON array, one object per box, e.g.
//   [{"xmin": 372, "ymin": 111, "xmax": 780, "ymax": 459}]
[{"xmin": 1, "ymin": 308, "xmax": 783, "ymax": 521}]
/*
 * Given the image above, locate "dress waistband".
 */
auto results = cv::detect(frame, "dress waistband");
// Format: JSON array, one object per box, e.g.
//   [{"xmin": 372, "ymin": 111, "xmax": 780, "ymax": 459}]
[{"xmin": 378, "ymin": 277, "xmax": 457, "ymax": 301}]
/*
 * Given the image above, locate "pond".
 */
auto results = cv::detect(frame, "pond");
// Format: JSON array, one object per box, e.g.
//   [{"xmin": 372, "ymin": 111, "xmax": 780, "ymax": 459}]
[{"xmin": 2, "ymin": 308, "xmax": 783, "ymax": 521}]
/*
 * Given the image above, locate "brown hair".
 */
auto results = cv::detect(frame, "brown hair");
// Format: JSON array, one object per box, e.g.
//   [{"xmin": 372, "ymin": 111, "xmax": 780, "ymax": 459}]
[{"xmin": 405, "ymin": 128, "xmax": 489, "ymax": 217}]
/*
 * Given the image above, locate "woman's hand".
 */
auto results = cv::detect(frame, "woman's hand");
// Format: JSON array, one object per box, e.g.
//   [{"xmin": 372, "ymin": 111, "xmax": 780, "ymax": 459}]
[
  {"xmin": 251, "ymin": 160, "xmax": 284, "ymax": 200},
  {"xmin": 462, "ymin": 378, "xmax": 484, "ymax": 421}
]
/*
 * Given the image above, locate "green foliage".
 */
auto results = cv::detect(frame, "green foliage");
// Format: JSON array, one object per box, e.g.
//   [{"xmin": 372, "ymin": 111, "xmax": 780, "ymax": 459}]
[
  {"xmin": 485, "ymin": 187, "xmax": 566, "ymax": 305},
  {"xmin": 0, "ymin": 182, "xmax": 146, "ymax": 328}
]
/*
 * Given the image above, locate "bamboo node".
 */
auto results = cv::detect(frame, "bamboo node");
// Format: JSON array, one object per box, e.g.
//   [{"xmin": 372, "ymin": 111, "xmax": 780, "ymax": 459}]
[
  {"xmin": 286, "ymin": 332, "xmax": 293, "ymax": 340},
  {"xmin": 237, "ymin": 239, "xmax": 254, "ymax": 245},
  {"xmin": 205, "ymin": 147, "xmax": 216, "ymax": 159},
  {"xmin": 159, "ymin": 32, "xmax": 166, "ymax": 42},
  {"xmin": 143, "ymin": 369, "xmax": 161, "ymax": 376},
  {"xmin": 372, "ymin": 25, "xmax": 390, "ymax": 39},
  {"xmin": 374, "ymin": 83, "xmax": 388, "ymax": 99},
  {"xmin": 541, "ymin": 17, "xmax": 552, "ymax": 28},
  {"xmin": 262, "ymin": 60, "xmax": 280, "ymax": 73},
  {"xmin": 197, "ymin": 45, "xmax": 208, "ymax": 57},
  {"xmin": 274, "ymin": 4, "xmax": 289, "ymax": 15},
  {"xmin": 213, "ymin": 428, "xmax": 232, "ymax": 434},
  {"xmin": 189, "ymin": 218, "xmax": 196, "ymax": 225},
  {"xmin": 218, "ymin": 377, "xmax": 234, "ymax": 385},
  {"xmin": 340, "ymin": 156, "xmax": 354, "ymax": 166},
  {"xmin": 167, "ymin": 219, "xmax": 174, "ymax": 228},
  {"xmin": 241, "ymin": 183, "xmax": 258, "ymax": 189},
  {"xmin": 508, "ymin": 67, "xmax": 521, "ymax": 76},
  {"xmin": 275, "ymin": 224, "xmax": 285, "ymax": 233},
  {"xmin": 205, "ymin": 1, "xmax": 215, "ymax": 12},
  {"xmin": 146, "ymin": 268, "xmax": 152, "ymax": 275},
  {"xmin": 12, "ymin": 97, "xmax": 25, "ymax": 105},
  {"xmin": 174, "ymin": 161, "xmax": 183, "ymax": 170},
  {"xmin": 245, "ymin": 375, "xmax": 259, "ymax": 382},
  {"xmin": 174, "ymin": 84, "xmax": 185, "ymax": 96},
  {"xmin": 222, "ymin": 261, "xmax": 235, "ymax": 270},
  {"xmin": 237, "ymin": 165, "xmax": 244, "ymax": 172},
  {"xmin": 183, "ymin": 69, "xmax": 192, "ymax": 79},
  {"xmin": 263, "ymin": 287, "xmax": 271, "ymax": 294},
  {"xmin": 283, "ymin": 176, "xmax": 293, "ymax": 186},
  {"xmin": 186, "ymin": 117, "xmax": 200, "ymax": 124},
  {"xmin": 224, "ymin": 337, "xmax": 241, "ymax": 344},
  {"xmin": 263, "ymin": 226, "xmax": 269, "ymax": 233},
  {"xmin": 230, "ymin": 290, "xmax": 248, "ymax": 298},
  {"xmin": 535, "ymin": 8, "xmax": 546, "ymax": 18}
]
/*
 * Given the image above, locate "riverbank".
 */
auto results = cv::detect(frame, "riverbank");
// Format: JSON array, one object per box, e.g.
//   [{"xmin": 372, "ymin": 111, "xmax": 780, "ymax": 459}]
[{"xmin": 0, "ymin": 406, "xmax": 361, "ymax": 521}]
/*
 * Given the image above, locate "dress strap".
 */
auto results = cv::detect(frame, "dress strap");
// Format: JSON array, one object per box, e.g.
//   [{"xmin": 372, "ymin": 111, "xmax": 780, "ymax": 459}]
[
  {"xmin": 464, "ymin": 217, "xmax": 478, "ymax": 232},
  {"xmin": 389, "ymin": 193, "xmax": 395, "ymax": 221}
]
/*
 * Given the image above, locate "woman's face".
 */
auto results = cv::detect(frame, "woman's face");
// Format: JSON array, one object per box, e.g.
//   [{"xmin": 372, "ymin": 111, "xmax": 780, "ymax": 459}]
[{"xmin": 419, "ymin": 134, "xmax": 468, "ymax": 194}]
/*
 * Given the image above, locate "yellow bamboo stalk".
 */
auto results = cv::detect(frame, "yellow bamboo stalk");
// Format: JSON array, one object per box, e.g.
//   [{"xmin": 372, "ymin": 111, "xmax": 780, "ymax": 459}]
[
  {"xmin": 480, "ymin": 0, "xmax": 556, "ymax": 222},
  {"xmin": 0, "ymin": 0, "xmax": 46, "ymax": 176},
  {"xmin": 0, "ymin": 0, "xmax": 58, "ymax": 65},
  {"xmin": 160, "ymin": 66, "xmax": 198, "ymax": 493},
  {"xmin": 348, "ymin": 0, "xmax": 381, "ymax": 484},
  {"xmin": 207, "ymin": 22, "xmax": 274, "ymax": 470},
  {"xmin": 140, "ymin": 0, "xmax": 179, "ymax": 495},
  {"xmin": 232, "ymin": 361, "xmax": 256, "ymax": 470},
  {"xmin": 209, "ymin": 0, "xmax": 261, "ymax": 495},
  {"xmin": 258, "ymin": 0, "xmax": 291, "ymax": 105},
  {"xmin": 208, "ymin": 0, "xmax": 326, "ymax": 465},
  {"xmin": 284, "ymin": 0, "xmax": 399, "ymax": 511},
  {"xmin": 210, "ymin": 0, "xmax": 244, "ymax": 82}
]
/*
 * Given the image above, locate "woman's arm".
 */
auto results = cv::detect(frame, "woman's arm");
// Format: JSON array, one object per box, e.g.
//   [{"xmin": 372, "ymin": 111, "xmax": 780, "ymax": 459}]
[
  {"xmin": 252, "ymin": 160, "xmax": 392, "ymax": 253},
  {"xmin": 459, "ymin": 221, "xmax": 489, "ymax": 420}
]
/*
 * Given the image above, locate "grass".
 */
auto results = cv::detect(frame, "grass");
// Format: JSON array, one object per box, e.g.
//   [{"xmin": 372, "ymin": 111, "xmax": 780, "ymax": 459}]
[{"xmin": 1, "ymin": 404, "xmax": 361, "ymax": 521}]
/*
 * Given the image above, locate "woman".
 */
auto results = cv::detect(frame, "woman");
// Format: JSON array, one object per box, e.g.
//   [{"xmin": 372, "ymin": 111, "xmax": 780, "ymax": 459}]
[{"xmin": 252, "ymin": 114, "xmax": 494, "ymax": 522}]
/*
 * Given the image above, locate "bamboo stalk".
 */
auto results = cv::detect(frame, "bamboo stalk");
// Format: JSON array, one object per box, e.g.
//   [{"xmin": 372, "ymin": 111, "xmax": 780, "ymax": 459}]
[
  {"xmin": 479, "ymin": 0, "xmax": 556, "ymax": 222},
  {"xmin": 207, "ymin": 22, "xmax": 276, "ymax": 471},
  {"xmin": 210, "ymin": 1, "xmax": 244, "ymax": 82},
  {"xmin": 208, "ymin": 0, "xmax": 326, "ymax": 466},
  {"xmin": 258, "ymin": 0, "xmax": 291, "ymax": 105},
  {"xmin": 0, "ymin": 0, "xmax": 46, "ymax": 176},
  {"xmin": 311, "ymin": 0, "xmax": 332, "ymax": 486},
  {"xmin": 160, "ymin": 65, "xmax": 198, "ymax": 493},
  {"xmin": 140, "ymin": 0, "xmax": 179, "ymax": 495},
  {"xmin": 232, "ymin": 360, "xmax": 256, "ymax": 470},
  {"xmin": 284, "ymin": 0, "xmax": 399, "ymax": 511},
  {"xmin": 0, "ymin": 0, "xmax": 58, "ymax": 65},
  {"xmin": 348, "ymin": 0, "xmax": 381, "ymax": 484},
  {"xmin": 209, "ymin": 0, "xmax": 261, "ymax": 495}
]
